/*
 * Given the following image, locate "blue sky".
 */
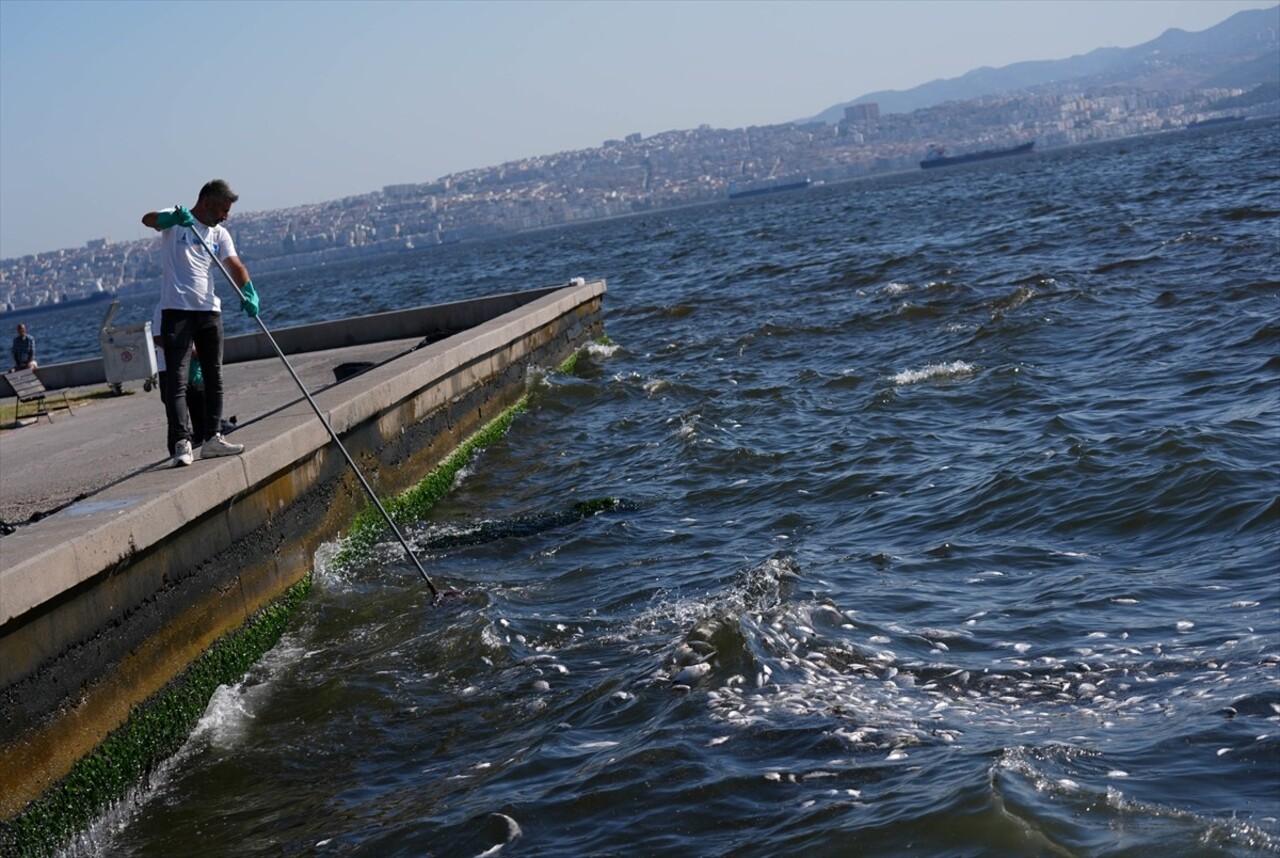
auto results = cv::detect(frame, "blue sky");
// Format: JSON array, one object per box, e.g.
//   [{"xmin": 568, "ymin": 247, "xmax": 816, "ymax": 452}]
[{"xmin": 1, "ymin": 0, "xmax": 1273, "ymax": 259}]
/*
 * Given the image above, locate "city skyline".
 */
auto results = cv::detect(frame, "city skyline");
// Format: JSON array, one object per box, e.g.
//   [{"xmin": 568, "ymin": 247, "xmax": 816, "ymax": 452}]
[{"xmin": 1, "ymin": 0, "xmax": 1274, "ymax": 260}]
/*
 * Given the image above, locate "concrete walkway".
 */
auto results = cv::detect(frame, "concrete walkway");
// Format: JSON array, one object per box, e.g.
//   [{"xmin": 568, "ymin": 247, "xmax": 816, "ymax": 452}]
[{"xmin": 0, "ymin": 336, "xmax": 422, "ymax": 525}]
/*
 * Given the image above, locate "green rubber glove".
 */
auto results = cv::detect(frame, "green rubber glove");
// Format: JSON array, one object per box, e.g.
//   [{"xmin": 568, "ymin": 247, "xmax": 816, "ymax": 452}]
[
  {"xmin": 155, "ymin": 206, "xmax": 195, "ymax": 230},
  {"xmin": 240, "ymin": 280, "xmax": 259, "ymax": 317},
  {"xmin": 188, "ymin": 357, "xmax": 203, "ymax": 386}
]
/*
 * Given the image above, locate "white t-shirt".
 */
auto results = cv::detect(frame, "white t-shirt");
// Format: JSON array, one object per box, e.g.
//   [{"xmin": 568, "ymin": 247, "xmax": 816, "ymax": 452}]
[{"xmin": 156, "ymin": 209, "xmax": 237, "ymax": 313}]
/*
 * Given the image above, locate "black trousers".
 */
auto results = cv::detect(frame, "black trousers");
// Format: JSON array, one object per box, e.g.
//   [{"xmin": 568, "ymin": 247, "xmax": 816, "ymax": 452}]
[
  {"xmin": 158, "ymin": 371, "xmax": 208, "ymax": 453},
  {"xmin": 161, "ymin": 309, "xmax": 223, "ymax": 446}
]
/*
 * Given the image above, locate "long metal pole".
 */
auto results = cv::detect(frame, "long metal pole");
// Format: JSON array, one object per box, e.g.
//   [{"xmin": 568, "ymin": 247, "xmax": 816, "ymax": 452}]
[{"xmin": 183, "ymin": 220, "xmax": 440, "ymax": 601}]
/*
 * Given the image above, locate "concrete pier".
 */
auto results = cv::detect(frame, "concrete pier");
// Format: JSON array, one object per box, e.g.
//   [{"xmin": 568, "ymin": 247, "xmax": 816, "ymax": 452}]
[{"xmin": 0, "ymin": 279, "xmax": 605, "ymax": 831}]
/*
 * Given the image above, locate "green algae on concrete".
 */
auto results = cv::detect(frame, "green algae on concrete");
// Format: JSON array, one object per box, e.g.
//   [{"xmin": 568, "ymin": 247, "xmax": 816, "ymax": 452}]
[
  {"xmin": 557, "ymin": 335, "xmax": 614, "ymax": 378},
  {"xmin": 557, "ymin": 350, "xmax": 583, "ymax": 377},
  {"xmin": 336, "ymin": 348, "xmax": 592, "ymax": 568},
  {"xmin": 336, "ymin": 396, "xmax": 530, "ymax": 567},
  {"xmin": 0, "ymin": 577, "xmax": 312, "ymax": 858}
]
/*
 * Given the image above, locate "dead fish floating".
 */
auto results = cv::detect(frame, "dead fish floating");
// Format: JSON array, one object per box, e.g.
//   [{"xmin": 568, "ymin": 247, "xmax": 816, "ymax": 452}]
[
  {"xmin": 672, "ymin": 661, "xmax": 714, "ymax": 685},
  {"xmin": 674, "ymin": 641, "xmax": 717, "ymax": 666}
]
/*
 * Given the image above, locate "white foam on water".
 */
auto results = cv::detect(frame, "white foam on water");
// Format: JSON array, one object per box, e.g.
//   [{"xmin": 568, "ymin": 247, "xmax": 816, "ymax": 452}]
[
  {"xmin": 313, "ymin": 533, "xmax": 409, "ymax": 589},
  {"xmin": 191, "ymin": 634, "xmax": 308, "ymax": 749},
  {"xmin": 189, "ymin": 683, "xmax": 257, "ymax": 748},
  {"xmin": 585, "ymin": 340, "xmax": 619, "ymax": 359},
  {"xmin": 524, "ymin": 366, "xmax": 553, "ymax": 392},
  {"xmin": 675, "ymin": 413, "xmax": 699, "ymax": 441},
  {"xmin": 643, "ymin": 377, "xmax": 671, "ymax": 395},
  {"xmin": 451, "ymin": 461, "xmax": 479, "ymax": 490},
  {"xmin": 312, "ymin": 539, "xmax": 347, "ymax": 588},
  {"xmin": 890, "ymin": 360, "xmax": 976, "ymax": 386}
]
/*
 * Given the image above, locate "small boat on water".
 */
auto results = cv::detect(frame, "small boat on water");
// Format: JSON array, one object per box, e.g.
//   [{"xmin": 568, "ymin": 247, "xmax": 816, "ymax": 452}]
[{"xmin": 920, "ymin": 140, "xmax": 1035, "ymax": 170}]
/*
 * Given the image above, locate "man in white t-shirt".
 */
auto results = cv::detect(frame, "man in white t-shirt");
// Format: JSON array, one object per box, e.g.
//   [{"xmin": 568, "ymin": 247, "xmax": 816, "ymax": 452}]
[{"xmin": 143, "ymin": 179, "xmax": 260, "ymax": 467}]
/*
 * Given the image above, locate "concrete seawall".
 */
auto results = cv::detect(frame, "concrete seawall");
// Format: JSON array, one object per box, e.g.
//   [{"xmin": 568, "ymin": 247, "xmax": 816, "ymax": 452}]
[
  {"xmin": 0, "ymin": 279, "xmax": 605, "ymax": 832},
  {"xmin": 1, "ymin": 284, "xmax": 581, "ymax": 395}
]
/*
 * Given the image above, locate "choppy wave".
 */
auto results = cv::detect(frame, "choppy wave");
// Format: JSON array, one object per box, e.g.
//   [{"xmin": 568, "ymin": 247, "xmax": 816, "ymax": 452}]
[{"xmin": 891, "ymin": 360, "xmax": 977, "ymax": 385}]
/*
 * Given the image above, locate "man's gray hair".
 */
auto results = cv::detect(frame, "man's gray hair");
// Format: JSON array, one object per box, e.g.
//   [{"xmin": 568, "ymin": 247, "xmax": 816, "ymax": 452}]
[{"xmin": 198, "ymin": 179, "xmax": 239, "ymax": 204}]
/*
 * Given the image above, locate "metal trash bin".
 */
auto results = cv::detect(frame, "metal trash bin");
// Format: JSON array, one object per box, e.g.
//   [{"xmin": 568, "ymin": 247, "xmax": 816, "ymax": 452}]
[{"xmin": 100, "ymin": 301, "xmax": 158, "ymax": 394}]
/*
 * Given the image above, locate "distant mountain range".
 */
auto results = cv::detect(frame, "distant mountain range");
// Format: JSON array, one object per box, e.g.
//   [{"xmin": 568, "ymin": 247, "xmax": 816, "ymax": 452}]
[{"xmin": 805, "ymin": 5, "xmax": 1280, "ymax": 123}]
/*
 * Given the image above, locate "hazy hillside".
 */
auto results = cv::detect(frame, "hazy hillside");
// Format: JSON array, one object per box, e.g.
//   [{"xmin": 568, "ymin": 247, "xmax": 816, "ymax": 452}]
[{"xmin": 805, "ymin": 5, "xmax": 1280, "ymax": 122}]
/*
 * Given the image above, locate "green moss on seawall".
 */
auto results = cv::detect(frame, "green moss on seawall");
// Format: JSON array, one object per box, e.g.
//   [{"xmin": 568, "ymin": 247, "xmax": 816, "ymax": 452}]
[
  {"xmin": 337, "ymin": 396, "xmax": 529, "ymax": 565},
  {"xmin": 1, "ymin": 577, "xmax": 313, "ymax": 858},
  {"xmin": 336, "ymin": 347, "xmax": 587, "ymax": 567},
  {"xmin": 557, "ymin": 350, "xmax": 582, "ymax": 377},
  {"xmin": 558, "ymin": 336, "xmax": 613, "ymax": 377}
]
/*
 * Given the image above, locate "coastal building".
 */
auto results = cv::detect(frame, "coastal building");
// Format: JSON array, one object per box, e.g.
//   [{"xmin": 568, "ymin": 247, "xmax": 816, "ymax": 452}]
[{"xmin": 845, "ymin": 102, "xmax": 880, "ymax": 123}]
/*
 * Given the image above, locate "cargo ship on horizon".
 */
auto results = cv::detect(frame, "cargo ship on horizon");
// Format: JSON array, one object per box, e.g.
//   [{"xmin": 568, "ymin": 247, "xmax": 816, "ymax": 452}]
[{"xmin": 920, "ymin": 140, "xmax": 1035, "ymax": 169}]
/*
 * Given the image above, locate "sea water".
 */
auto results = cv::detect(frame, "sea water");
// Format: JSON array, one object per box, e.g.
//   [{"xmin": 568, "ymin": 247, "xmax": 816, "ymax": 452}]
[{"xmin": 41, "ymin": 118, "xmax": 1280, "ymax": 857}]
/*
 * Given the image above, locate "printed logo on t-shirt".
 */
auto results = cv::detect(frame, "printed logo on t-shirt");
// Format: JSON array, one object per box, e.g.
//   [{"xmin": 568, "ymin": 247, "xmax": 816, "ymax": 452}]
[{"xmin": 178, "ymin": 229, "xmax": 219, "ymax": 257}]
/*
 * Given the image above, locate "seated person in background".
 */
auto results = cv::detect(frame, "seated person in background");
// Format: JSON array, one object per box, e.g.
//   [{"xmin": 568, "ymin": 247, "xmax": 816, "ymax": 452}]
[{"xmin": 11, "ymin": 323, "xmax": 36, "ymax": 371}]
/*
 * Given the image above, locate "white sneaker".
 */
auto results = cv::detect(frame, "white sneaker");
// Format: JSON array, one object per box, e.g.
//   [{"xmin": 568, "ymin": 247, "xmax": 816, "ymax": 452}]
[
  {"xmin": 201, "ymin": 432, "xmax": 244, "ymax": 459},
  {"xmin": 172, "ymin": 439, "xmax": 194, "ymax": 467}
]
